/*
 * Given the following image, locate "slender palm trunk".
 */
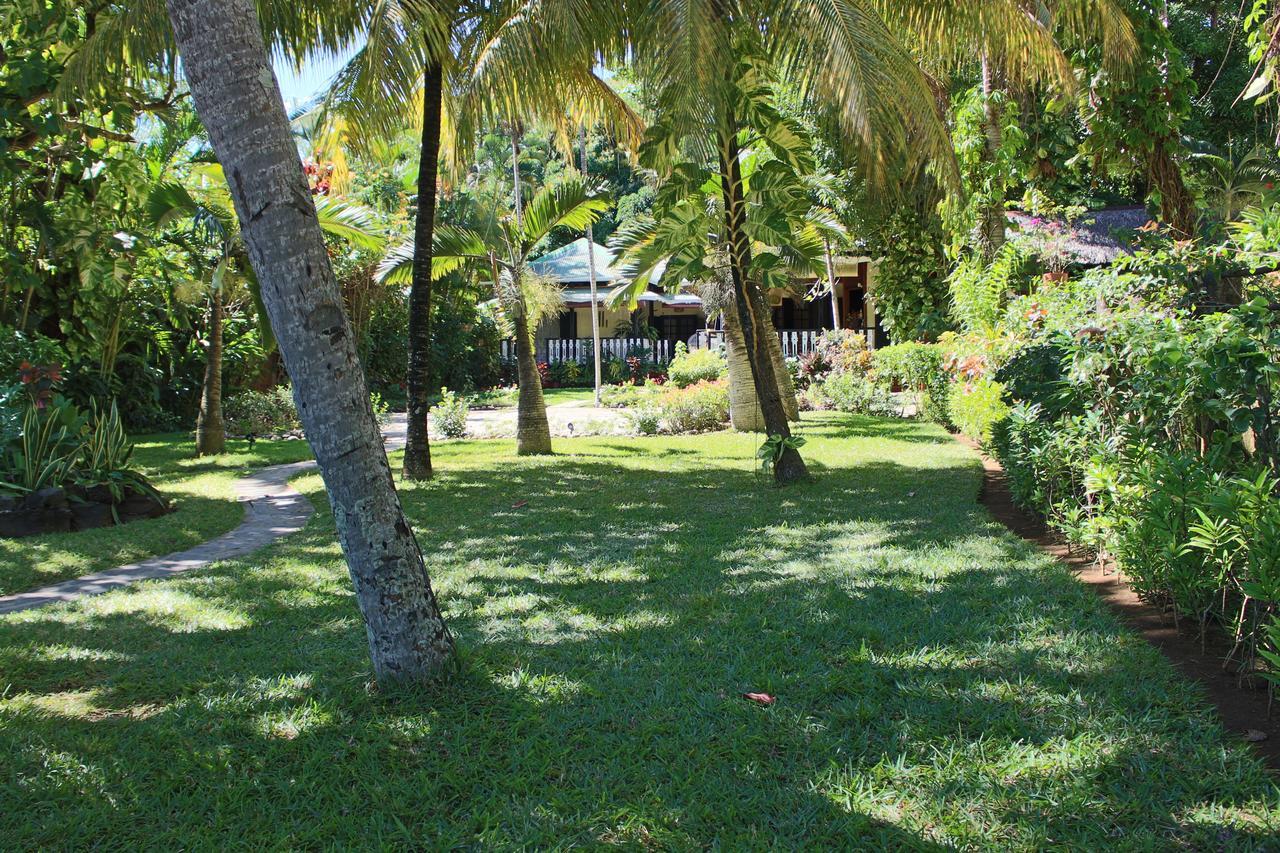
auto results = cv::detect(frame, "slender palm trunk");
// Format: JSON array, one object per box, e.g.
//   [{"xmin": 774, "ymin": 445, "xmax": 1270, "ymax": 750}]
[
  {"xmin": 580, "ymin": 129, "xmax": 603, "ymax": 406},
  {"xmin": 718, "ymin": 117, "xmax": 807, "ymax": 484},
  {"xmin": 166, "ymin": 0, "xmax": 453, "ymax": 683},
  {"xmin": 403, "ymin": 61, "xmax": 445, "ymax": 481},
  {"xmin": 512, "ymin": 307, "xmax": 552, "ymax": 454},
  {"xmin": 824, "ymin": 237, "xmax": 840, "ymax": 329},
  {"xmin": 196, "ymin": 288, "xmax": 226, "ymax": 455},
  {"xmin": 977, "ymin": 54, "xmax": 1007, "ymax": 263}
]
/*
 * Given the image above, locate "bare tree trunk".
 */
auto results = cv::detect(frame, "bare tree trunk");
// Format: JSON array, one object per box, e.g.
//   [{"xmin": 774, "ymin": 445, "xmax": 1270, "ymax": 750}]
[
  {"xmin": 513, "ymin": 308, "xmax": 552, "ymax": 454},
  {"xmin": 403, "ymin": 61, "xmax": 445, "ymax": 481},
  {"xmin": 580, "ymin": 129, "xmax": 603, "ymax": 406},
  {"xmin": 166, "ymin": 0, "xmax": 454, "ymax": 683},
  {"xmin": 824, "ymin": 237, "xmax": 840, "ymax": 329},
  {"xmin": 718, "ymin": 117, "xmax": 807, "ymax": 484},
  {"xmin": 196, "ymin": 288, "xmax": 226, "ymax": 455},
  {"xmin": 764, "ymin": 320, "xmax": 800, "ymax": 422}
]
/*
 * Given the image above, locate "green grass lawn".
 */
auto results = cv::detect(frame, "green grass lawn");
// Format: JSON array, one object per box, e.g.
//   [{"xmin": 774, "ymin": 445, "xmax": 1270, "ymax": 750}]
[
  {"xmin": 0, "ymin": 435, "xmax": 312, "ymax": 597},
  {"xmin": 1, "ymin": 414, "xmax": 1277, "ymax": 848},
  {"xmin": 478, "ymin": 386, "xmax": 603, "ymax": 408}
]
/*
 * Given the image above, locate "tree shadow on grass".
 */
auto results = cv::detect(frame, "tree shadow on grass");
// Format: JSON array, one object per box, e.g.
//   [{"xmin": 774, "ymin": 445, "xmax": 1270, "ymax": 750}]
[{"xmin": 0, "ymin": 430, "xmax": 1275, "ymax": 848}]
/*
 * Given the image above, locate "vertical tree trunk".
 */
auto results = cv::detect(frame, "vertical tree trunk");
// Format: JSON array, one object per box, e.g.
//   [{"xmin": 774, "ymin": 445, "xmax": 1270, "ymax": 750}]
[
  {"xmin": 403, "ymin": 61, "xmax": 445, "ymax": 481},
  {"xmin": 1147, "ymin": 138, "xmax": 1198, "ymax": 238},
  {"xmin": 718, "ymin": 117, "xmax": 807, "ymax": 484},
  {"xmin": 166, "ymin": 0, "xmax": 454, "ymax": 683},
  {"xmin": 512, "ymin": 308, "xmax": 552, "ymax": 454},
  {"xmin": 580, "ymin": 129, "xmax": 603, "ymax": 406},
  {"xmin": 977, "ymin": 54, "xmax": 1007, "ymax": 263},
  {"xmin": 196, "ymin": 288, "xmax": 226, "ymax": 455},
  {"xmin": 824, "ymin": 237, "xmax": 841, "ymax": 329}
]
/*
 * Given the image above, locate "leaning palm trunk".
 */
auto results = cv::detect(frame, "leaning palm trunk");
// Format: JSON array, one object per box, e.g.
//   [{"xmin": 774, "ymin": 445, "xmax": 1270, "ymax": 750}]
[
  {"xmin": 512, "ymin": 308, "xmax": 552, "ymax": 455},
  {"xmin": 724, "ymin": 308, "xmax": 764, "ymax": 432},
  {"xmin": 764, "ymin": 319, "xmax": 799, "ymax": 422},
  {"xmin": 403, "ymin": 61, "xmax": 445, "ymax": 481},
  {"xmin": 196, "ymin": 288, "xmax": 226, "ymax": 455},
  {"xmin": 718, "ymin": 118, "xmax": 807, "ymax": 483},
  {"xmin": 166, "ymin": 0, "xmax": 454, "ymax": 683}
]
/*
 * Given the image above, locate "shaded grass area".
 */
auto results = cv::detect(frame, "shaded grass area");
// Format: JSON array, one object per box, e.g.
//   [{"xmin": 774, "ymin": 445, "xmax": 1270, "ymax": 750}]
[
  {"xmin": 1, "ymin": 414, "xmax": 1277, "ymax": 848},
  {"xmin": 0, "ymin": 435, "xmax": 312, "ymax": 597}
]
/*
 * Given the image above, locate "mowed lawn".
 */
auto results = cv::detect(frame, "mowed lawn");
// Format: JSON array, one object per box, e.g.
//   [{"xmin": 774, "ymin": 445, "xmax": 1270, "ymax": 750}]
[
  {"xmin": 0, "ymin": 436, "xmax": 313, "ymax": 597},
  {"xmin": 1, "ymin": 413, "xmax": 1277, "ymax": 848}
]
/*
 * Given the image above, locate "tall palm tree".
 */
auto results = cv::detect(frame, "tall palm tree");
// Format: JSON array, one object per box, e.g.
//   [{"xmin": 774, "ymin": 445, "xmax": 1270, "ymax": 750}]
[
  {"xmin": 377, "ymin": 176, "xmax": 607, "ymax": 455},
  {"xmin": 613, "ymin": 0, "xmax": 1133, "ymax": 483},
  {"xmin": 164, "ymin": 0, "xmax": 454, "ymax": 682},
  {"xmin": 314, "ymin": 0, "xmax": 641, "ymax": 480}
]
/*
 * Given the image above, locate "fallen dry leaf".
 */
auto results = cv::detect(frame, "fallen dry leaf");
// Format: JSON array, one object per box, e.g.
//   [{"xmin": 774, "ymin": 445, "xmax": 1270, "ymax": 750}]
[
  {"xmin": 511, "ymin": 500, "xmax": 528, "ymax": 509},
  {"xmin": 1244, "ymin": 729, "xmax": 1269, "ymax": 742},
  {"xmin": 742, "ymin": 692, "xmax": 776, "ymax": 706}
]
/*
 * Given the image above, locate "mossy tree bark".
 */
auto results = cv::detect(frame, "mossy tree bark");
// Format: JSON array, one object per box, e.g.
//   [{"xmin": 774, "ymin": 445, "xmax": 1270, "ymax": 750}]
[{"xmin": 166, "ymin": 0, "xmax": 454, "ymax": 683}]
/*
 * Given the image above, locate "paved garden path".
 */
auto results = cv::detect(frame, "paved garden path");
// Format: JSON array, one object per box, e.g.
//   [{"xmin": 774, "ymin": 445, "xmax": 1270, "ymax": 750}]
[{"xmin": 0, "ymin": 402, "xmax": 630, "ymax": 616}]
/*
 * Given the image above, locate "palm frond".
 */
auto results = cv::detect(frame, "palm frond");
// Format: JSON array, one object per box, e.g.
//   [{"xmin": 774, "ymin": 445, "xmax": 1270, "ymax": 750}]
[{"xmin": 518, "ymin": 178, "xmax": 609, "ymax": 248}]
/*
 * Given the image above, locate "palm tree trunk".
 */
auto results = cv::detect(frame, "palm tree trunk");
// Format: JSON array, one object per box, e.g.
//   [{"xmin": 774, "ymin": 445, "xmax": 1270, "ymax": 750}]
[
  {"xmin": 717, "ymin": 117, "xmax": 807, "ymax": 484},
  {"xmin": 196, "ymin": 288, "xmax": 226, "ymax": 455},
  {"xmin": 724, "ymin": 308, "xmax": 764, "ymax": 432},
  {"xmin": 977, "ymin": 54, "xmax": 1007, "ymax": 263},
  {"xmin": 512, "ymin": 307, "xmax": 552, "ymax": 454},
  {"xmin": 765, "ymin": 320, "xmax": 799, "ymax": 422},
  {"xmin": 166, "ymin": 0, "xmax": 454, "ymax": 683},
  {"xmin": 403, "ymin": 60, "xmax": 444, "ymax": 481},
  {"xmin": 1147, "ymin": 137, "xmax": 1198, "ymax": 238}
]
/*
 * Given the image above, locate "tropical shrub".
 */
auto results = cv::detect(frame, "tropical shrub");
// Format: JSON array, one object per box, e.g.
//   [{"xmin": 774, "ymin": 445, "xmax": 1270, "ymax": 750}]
[
  {"xmin": 872, "ymin": 342, "xmax": 951, "ymax": 425},
  {"xmin": 629, "ymin": 406, "xmax": 662, "ymax": 435},
  {"xmin": 433, "ymin": 388, "xmax": 469, "ymax": 439},
  {"xmin": 224, "ymin": 387, "xmax": 301, "ymax": 437},
  {"xmin": 948, "ymin": 378, "xmax": 1010, "ymax": 443},
  {"xmin": 815, "ymin": 373, "xmax": 894, "ymax": 416},
  {"xmin": 666, "ymin": 343, "xmax": 727, "ymax": 388},
  {"xmin": 654, "ymin": 380, "xmax": 730, "ymax": 433}
]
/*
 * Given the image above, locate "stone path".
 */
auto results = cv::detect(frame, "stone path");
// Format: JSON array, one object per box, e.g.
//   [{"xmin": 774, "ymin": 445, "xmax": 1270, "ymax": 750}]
[{"xmin": 0, "ymin": 403, "xmax": 630, "ymax": 616}]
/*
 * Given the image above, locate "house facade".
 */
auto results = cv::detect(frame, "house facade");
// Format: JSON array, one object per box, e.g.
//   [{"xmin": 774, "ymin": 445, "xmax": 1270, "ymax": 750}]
[{"xmin": 510, "ymin": 237, "xmax": 885, "ymax": 364}]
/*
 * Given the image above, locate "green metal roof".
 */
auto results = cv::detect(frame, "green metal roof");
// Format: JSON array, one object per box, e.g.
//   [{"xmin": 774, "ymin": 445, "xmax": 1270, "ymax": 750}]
[{"xmin": 528, "ymin": 237, "xmax": 620, "ymax": 284}]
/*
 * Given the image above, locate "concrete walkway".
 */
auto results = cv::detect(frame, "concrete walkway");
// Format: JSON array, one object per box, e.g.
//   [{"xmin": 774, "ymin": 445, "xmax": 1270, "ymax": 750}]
[{"xmin": 0, "ymin": 404, "xmax": 631, "ymax": 616}]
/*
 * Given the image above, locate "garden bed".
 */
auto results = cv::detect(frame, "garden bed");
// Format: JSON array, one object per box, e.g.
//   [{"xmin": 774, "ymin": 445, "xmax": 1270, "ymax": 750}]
[
  {"xmin": 0, "ymin": 484, "xmax": 169, "ymax": 539},
  {"xmin": 967, "ymin": 435, "xmax": 1280, "ymax": 770}
]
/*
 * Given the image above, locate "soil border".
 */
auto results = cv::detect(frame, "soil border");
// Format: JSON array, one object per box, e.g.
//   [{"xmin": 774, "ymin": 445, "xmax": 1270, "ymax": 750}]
[{"xmin": 961, "ymin": 436, "xmax": 1280, "ymax": 772}]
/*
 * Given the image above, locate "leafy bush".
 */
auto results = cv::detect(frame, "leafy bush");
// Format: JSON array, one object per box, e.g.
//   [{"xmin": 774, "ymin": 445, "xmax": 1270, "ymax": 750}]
[
  {"xmin": 629, "ymin": 406, "xmax": 661, "ymax": 435},
  {"xmin": 873, "ymin": 342, "xmax": 951, "ymax": 425},
  {"xmin": 599, "ymin": 384, "xmax": 659, "ymax": 409},
  {"xmin": 815, "ymin": 373, "xmax": 894, "ymax": 416},
  {"xmin": 224, "ymin": 387, "xmax": 301, "ymax": 437},
  {"xmin": 666, "ymin": 343, "xmax": 726, "ymax": 388},
  {"xmin": 654, "ymin": 380, "xmax": 729, "ymax": 433},
  {"xmin": 433, "ymin": 388, "xmax": 469, "ymax": 438},
  {"xmin": 948, "ymin": 378, "xmax": 1010, "ymax": 442}
]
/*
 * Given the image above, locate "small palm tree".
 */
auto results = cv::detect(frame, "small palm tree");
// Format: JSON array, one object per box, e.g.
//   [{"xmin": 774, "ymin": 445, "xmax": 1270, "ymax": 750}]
[
  {"xmin": 378, "ymin": 176, "xmax": 607, "ymax": 455},
  {"xmin": 150, "ymin": 164, "xmax": 383, "ymax": 455}
]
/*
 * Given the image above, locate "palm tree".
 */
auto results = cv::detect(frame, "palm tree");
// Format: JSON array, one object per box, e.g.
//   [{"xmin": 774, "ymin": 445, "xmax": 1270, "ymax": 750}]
[
  {"xmin": 377, "ymin": 176, "xmax": 607, "ymax": 455},
  {"xmin": 615, "ymin": 0, "xmax": 1133, "ymax": 483},
  {"xmin": 164, "ymin": 0, "xmax": 454, "ymax": 682},
  {"xmin": 313, "ymin": 0, "xmax": 641, "ymax": 480},
  {"xmin": 149, "ymin": 165, "xmax": 383, "ymax": 455}
]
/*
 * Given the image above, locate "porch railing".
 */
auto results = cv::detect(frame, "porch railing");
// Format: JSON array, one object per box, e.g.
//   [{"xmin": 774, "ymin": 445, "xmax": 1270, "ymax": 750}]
[
  {"xmin": 692, "ymin": 327, "xmax": 879, "ymax": 356},
  {"xmin": 501, "ymin": 336, "xmax": 675, "ymax": 365}
]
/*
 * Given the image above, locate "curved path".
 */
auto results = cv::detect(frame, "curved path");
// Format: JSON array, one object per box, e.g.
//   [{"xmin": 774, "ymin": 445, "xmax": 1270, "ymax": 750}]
[
  {"xmin": 0, "ymin": 421, "xmax": 410, "ymax": 617},
  {"xmin": 0, "ymin": 402, "xmax": 627, "ymax": 616}
]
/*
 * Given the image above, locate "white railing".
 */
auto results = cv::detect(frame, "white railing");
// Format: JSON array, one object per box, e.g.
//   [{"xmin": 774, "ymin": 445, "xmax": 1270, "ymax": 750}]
[
  {"xmin": 689, "ymin": 327, "xmax": 879, "ymax": 357},
  {"xmin": 501, "ymin": 337, "xmax": 675, "ymax": 365}
]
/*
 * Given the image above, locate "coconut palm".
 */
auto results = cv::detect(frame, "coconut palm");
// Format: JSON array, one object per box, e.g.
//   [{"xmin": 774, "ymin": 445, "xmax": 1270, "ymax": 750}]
[
  {"xmin": 312, "ymin": 0, "xmax": 641, "ymax": 480},
  {"xmin": 164, "ymin": 0, "xmax": 454, "ymax": 683},
  {"xmin": 614, "ymin": 0, "xmax": 1133, "ymax": 483},
  {"xmin": 149, "ymin": 164, "xmax": 383, "ymax": 455},
  {"xmin": 377, "ymin": 175, "xmax": 607, "ymax": 455}
]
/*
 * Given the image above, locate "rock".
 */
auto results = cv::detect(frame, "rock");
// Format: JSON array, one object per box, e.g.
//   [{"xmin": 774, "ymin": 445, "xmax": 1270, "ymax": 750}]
[
  {"xmin": 70, "ymin": 501, "xmax": 116, "ymax": 531},
  {"xmin": 22, "ymin": 486, "xmax": 67, "ymax": 512},
  {"xmin": 118, "ymin": 489, "xmax": 170, "ymax": 521},
  {"xmin": 1244, "ymin": 729, "xmax": 1269, "ymax": 742}
]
